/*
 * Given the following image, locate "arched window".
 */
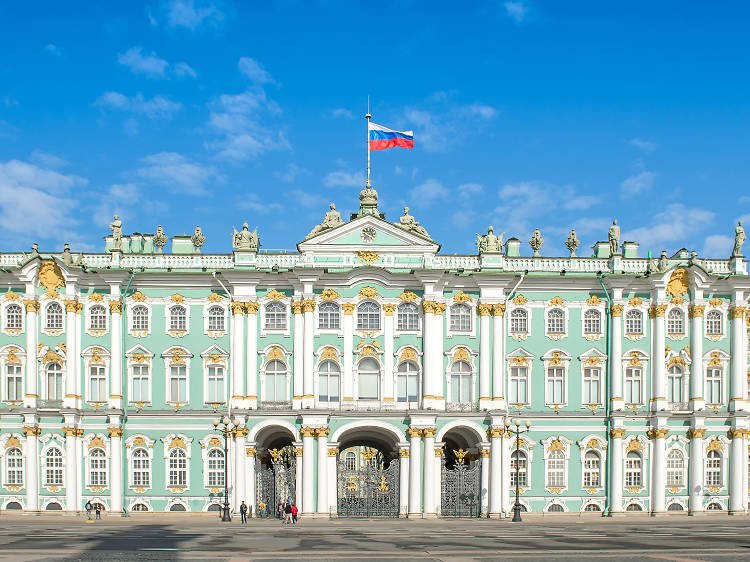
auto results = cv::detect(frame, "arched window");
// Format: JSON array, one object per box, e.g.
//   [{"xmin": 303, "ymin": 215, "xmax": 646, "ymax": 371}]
[
  {"xmin": 626, "ymin": 503, "xmax": 643, "ymax": 511},
  {"xmin": 450, "ymin": 359, "xmax": 472, "ymax": 403},
  {"xmin": 89, "ymin": 305, "xmax": 107, "ymax": 331},
  {"xmin": 546, "ymin": 449, "xmax": 565, "ymax": 487},
  {"xmin": 170, "ymin": 503, "xmax": 186, "ymax": 511},
  {"xmin": 265, "ymin": 302, "xmax": 286, "ymax": 330},
  {"xmin": 132, "ymin": 305, "xmax": 149, "ymax": 331},
  {"xmin": 667, "ymin": 308, "xmax": 684, "ymax": 335},
  {"xmin": 706, "ymin": 502, "xmax": 723, "ymax": 511},
  {"xmin": 264, "ymin": 359, "xmax": 287, "ymax": 401},
  {"xmin": 583, "ymin": 309, "xmax": 600, "ymax": 335},
  {"xmin": 131, "ymin": 503, "xmax": 149, "ymax": 512},
  {"xmin": 318, "ymin": 360, "xmax": 340, "ymax": 402},
  {"xmin": 667, "ymin": 365, "xmax": 685, "ymax": 404},
  {"xmin": 46, "ymin": 302, "xmax": 62, "ymax": 331},
  {"xmin": 46, "ymin": 362, "xmax": 63, "ymax": 401},
  {"xmin": 706, "ymin": 366, "xmax": 722, "ymax": 405},
  {"xmin": 344, "ymin": 451, "xmax": 356, "ymax": 470},
  {"xmin": 706, "ymin": 450, "xmax": 722, "ymax": 487},
  {"xmin": 45, "ymin": 447, "xmax": 63, "ymax": 486},
  {"xmin": 583, "ymin": 451, "xmax": 600, "ymax": 488},
  {"xmin": 396, "ymin": 360, "xmax": 419, "ymax": 403},
  {"xmin": 206, "ymin": 365, "xmax": 225, "ymax": 404},
  {"xmin": 706, "ymin": 310, "xmax": 723, "ymax": 336},
  {"xmin": 207, "ymin": 503, "xmax": 222, "ymax": 512},
  {"xmin": 625, "ymin": 451, "xmax": 642, "ymax": 487},
  {"xmin": 89, "ymin": 448, "xmax": 107, "ymax": 487},
  {"xmin": 450, "ymin": 304, "xmax": 472, "ymax": 332},
  {"xmin": 170, "ymin": 305, "xmax": 186, "ymax": 332},
  {"xmin": 5, "ymin": 501, "xmax": 21, "ymax": 510},
  {"xmin": 356, "ymin": 302, "xmax": 380, "ymax": 331},
  {"xmin": 357, "ymin": 357, "xmax": 380, "ymax": 400},
  {"xmin": 207, "ymin": 448, "xmax": 225, "ymax": 487},
  {"xmin": 6, "ymin": 362, "xmax": 22, "ymax": 402},
  {"xmin": 625, "ymin": 310, "xmax": 643, "ymax": 335},
  {"xmin": 207, "ymin": 306, "xmax": 225, "ymax": 332},
  {"xmin": 510, "ymin": 308, "xmax": 528, "ymax": 334},
  {"xmin": 667, "ymin": 502, "xmax": 684, "ymax": 511},
  {"xmin": 45, "ymin": 502, "xmax": 62, "ymax": 511},
  {"xmin": 547, "ymin": 308, "xmax": 564, "ymax": 334},
  {"xmin": 89, "ymin": 364, "xmax": 106, "ymax": 402},
  {"xmin": 6, "ymin": 447, "xmax": 23, "ymax": 486},
  {"xmin": 5, "ymin": 304, "xmax": 22, "ymax": 330},
  {"xmin": 666, "ymin": 449, "xmax": 685, "ymax": 487},
  {"xmin": 510, "ymin": 450, "xmax": 527, "ymax": 487},
  {"xmin": 625, "ymin": 366, "xmax": 642, "ymax": 404},
  {"xmin": 547, "ymin": 504, "xmax": 564, "ymax": 512},
  {"xmin": 132, "ymin": 448, "xmax": 150, "ymax": 487},
  {"xmin": 397, "ymin": 302, "xmax": 419, "ymax": 331},
  {"xmin": 584, "ymin": 503, "xmax": 601, "ymax": 512},
  {"xmin": 168, "ymin": 448, "xmax": 187, "ymax": 488},
  {"xmin": 318, "ymin": 302, "xmax": 340, "ymax": 330}
]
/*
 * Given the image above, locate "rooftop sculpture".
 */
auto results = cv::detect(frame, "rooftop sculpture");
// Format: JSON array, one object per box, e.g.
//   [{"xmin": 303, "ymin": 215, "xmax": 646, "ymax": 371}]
[
  {"xmin": 233, "ymin": 222, "xmax": 260, "ymax": 251},
  {"xmin": 305, "ymin": 203, "xmax": 344, "ymax": 240}
]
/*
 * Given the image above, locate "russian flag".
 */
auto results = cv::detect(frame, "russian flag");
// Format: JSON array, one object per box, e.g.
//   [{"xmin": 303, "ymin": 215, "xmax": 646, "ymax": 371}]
[{"xmin": 368, "ymin": 122, "xmax": 414, "ymax": 151}]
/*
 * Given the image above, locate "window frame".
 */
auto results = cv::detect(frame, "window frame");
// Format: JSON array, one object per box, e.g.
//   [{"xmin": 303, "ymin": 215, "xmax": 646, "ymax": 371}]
[
  {"xmin": 545, "ymin": 449, "xmax": 566, "ymax": 489},
  {"xmin": 448, "ymin": 358, "xmax": 474, "ymax": 404},
  {"xmin": 625, "ymin": 309, "xmax": 644, "ymax": 337},
  {"xmin": 4, "ymin": 358, "xmax": 23, "ymax": 403},
  {"xmin": 666, "ymin": 448, "xmax": 685, "ymax": 488},
  {"xmin": 508, "ymin": 363, "xmax": 530, "ymax": 405},
  {"xmin": 396, "ymin": 302, "xmax": 420, "ymax": 332},
  {"xmin": 705, "ymin": 449, "xmax": 723, "ymax": 488},
  {"xmin": 317, "ymin": 301, "xmax": 341, "ymax": 331},
  {"xmin": 705, "ymin": 309, "xmax": 724, "ymax": 338},
  {"xmin": 449, "ymin": 303, "xmax": 472, "ymax": 333},
  {"xmin": 3, "ymin": 302, "xmax": 23, "ymax": 334},
  {"xmin": 545, "ymin": 307, "xmax": 566, "ymax": 337},
  {"xmin": 44, "ymin": 361, "xmax": 64, "ymax": 402},
  {"xmin": 166, "ymin": 303, "xmax": 189, "ymax": 335},
  {"xmin": 624, "ymin": 451, "xmax": 643, "ymax": 488},
  {"xmin": 667, "ymin": 307, "xmax": 686, "ymax": 338},
  {"xmin": 395, "ymin": 359, "xmax": 420, "ymax": 404},
  {"xmin": 509, "ymin": 307, "xmax": 530, "ymax": 337},
  {"xmin": 44, "ymin": 301, "xmax": 64, "ymax": 333},
  {"xmin": 582, "ymin": 450, "xmax": 601, "ymax": 489},
  {"xmin": 582, "ymin": 308, "xmax": 602, "ymax": 337},
  {"xmin": 206, "ymin": 447, "xmax": 225, "ymax": 488},
  {"xmin": 582, "ymin": 365, "xmax": 602, "ymax": 406},
  {"xmin": 44, "ymin": 446, "xmax": 64, "ymax": 487},
  {"xmin": 4, "ymin": 445, "xmax": 23, "ymax": 487},
  {"xmin": 356, "ymin": 356, "xmax": 381, "ymax": 401},
  {"xmin": 129, "ymin": 304, "xmax": 151, "ymax": 336},
  {"xmin": 510, "ymin": 450, "xmax": 528, "ymax": 488},
  {"xmin": 88, "ymin": 304, "xmax": 108, "ymax": 334},
  {"xmin": 88, "ymin": 447, "xmax": 107, "ymax": 488},
  {"xmin": 316, "ymin": 359, "xmax": 341, "ymax": 404},
  {"xmin": 356, "ymin": 301, "xmax": 381, "ymax": 332},
  {"xmin": 205, "ymin": 364, "xmax": 226, "ymax": 405}
]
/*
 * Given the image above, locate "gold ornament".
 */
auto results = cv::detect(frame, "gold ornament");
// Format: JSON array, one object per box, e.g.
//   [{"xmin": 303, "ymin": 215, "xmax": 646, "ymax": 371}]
[
  {"xmin": 356, "ymin": 250, "xmax": 379, "ymax": 265},
  {"xmin": 38, "ymin": 260, "xmax": 65, "ymax": 291},
  {"xmin": 453, "ymin": 291, "xmax": 473, "ymax": 303},
  {"xmin": 586, "ymin": 295, "xmax": 602, "ymax": 306},
  {"xmin": 320, "ymin": 289, "xmax": 340, "ymax": 301},
  {"xmin": 666, "ymin": 268, "xmax": 689, "ymax": 299},
  {"xmin": 359, "ymin": 286, "xmax": 379, "ymax": 299},
  {"xmin": 398, "ymin": 290, "xmax": 419, "ymax": 302}
]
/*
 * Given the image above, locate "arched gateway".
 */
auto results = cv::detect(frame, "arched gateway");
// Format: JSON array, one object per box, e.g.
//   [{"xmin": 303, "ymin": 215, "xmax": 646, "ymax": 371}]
[
  {"xmin": 439, "ymin": 423, "xmax": 486, "ymax": 517},
  {"xmin": 253, "ymin": 424, "xmax": 297, "ymax": 512}
]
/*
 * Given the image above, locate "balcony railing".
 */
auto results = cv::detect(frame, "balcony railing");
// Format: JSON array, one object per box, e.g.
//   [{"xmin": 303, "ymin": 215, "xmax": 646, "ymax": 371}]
[{"xmin": 258, "ymin": 400, "xmax": 293, "ymax": 410}]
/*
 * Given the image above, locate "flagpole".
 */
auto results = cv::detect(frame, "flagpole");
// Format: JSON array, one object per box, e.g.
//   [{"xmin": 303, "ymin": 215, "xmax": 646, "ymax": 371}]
[{"xmin": 366, "ymin": 96, "xmax": 371, "ymax": 188}]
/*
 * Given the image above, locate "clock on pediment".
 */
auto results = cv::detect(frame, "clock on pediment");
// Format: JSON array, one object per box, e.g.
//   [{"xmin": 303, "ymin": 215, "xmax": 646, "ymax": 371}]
[{"xmin": 360, "ymin": 227, "xmax": 377, "ymax": 243}]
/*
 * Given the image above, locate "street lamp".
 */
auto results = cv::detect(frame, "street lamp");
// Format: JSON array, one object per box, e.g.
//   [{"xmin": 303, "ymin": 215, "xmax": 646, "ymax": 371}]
[
  {"xmin": 212, "ymin": 416, "xmax": 235, "ymax": 522},
  {"xmin": 505, "ymin": 418, "xmax": 531, "ymax": 522}
]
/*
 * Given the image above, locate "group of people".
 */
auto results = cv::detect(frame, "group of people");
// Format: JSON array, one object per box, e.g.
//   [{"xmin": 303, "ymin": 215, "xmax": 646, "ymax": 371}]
[
  {"xmin": 242, "ymin": 500, "xmax": 297, "ymax": 524},
  {"xmin": 84, "ymin": 500, "xmax": 102, "ymax": 520}
]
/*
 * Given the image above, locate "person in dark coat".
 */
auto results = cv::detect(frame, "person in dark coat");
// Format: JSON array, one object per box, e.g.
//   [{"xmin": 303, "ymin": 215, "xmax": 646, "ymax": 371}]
[{"xmin": 240, "ymin": 501, "xmax": 248, "ymax": 524}]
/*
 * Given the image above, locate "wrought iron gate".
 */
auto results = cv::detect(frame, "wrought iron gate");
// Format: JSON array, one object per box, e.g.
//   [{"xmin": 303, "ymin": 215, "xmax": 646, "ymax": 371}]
[
  {"xmin": 337, "ymin": 451, "xmax": 400, "ymax": 517},
  {"xmin": 255, "ymin": 447, "xmax": 296, "ymax": 512},
  {"xmin": 441, "ymin": 455, "xmax": 481, "ymax": 517}
]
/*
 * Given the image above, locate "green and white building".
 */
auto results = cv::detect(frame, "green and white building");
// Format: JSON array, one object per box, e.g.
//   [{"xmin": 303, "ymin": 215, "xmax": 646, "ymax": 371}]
[{"xmin": 0, "ymin": 185, "xmax": 748, "ymax": 517}]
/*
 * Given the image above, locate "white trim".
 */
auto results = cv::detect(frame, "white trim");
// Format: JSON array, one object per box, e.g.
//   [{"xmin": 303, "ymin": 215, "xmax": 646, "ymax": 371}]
[
  {"xmin": 127, "ymin": 302, "xmax": 152, "ymax": 338},
  {"xmin": 126, "ymin": 346, "xmax": 154, "ymax": 406},
  {"xmin": 161, "ymin": 346, "xmax": 193, "ymax": 405},
  {"xmin": 1, "ymin": 300, "xmax": 24, "ymax": 336},
  {"xmin": 203, "ymin": 300, "xmax": 228, "ymax": 338},
  {"xmin": 0, "ymin": 344, "xmax": 26, "ymax": 403},
  {"xmin": 446, "ymin": 300, "xmax": 477, "ymax": 338},
  {"xmin": 125, "ymin": 434, "xmax": 154, "ymax": 492},
  {"xmin": 164, "ymin": 301, "xmax": 190, "ymax": 338},
  {"xmin": 84, "ymin": 301, "xmax": 108, "ymax": 337}
]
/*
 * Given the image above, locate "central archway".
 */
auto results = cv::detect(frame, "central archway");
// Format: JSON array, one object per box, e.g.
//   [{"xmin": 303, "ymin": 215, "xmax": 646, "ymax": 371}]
[
  {"xmin": 252, "ymin": 423, "xmax": 298, "ymax": 516},
  {"xmin": 438, "ymin": 422, "xmax": 485, "ymax": 518}
]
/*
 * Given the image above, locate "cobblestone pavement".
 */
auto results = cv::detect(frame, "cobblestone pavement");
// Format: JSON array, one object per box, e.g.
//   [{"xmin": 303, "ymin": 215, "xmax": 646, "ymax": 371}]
[{"xmin": 0, "ymin": 514, "xmax": 749, "ymax": 561}]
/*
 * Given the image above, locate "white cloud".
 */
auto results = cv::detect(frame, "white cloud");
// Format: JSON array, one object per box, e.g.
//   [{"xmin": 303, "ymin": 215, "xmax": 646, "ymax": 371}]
[
  {"xmin": 702, "ymin": 234, "xmax": 733, "ymax": 258},
  {"xmin": 630, "ymin": 138, "xmax": 658, "ymax": 152},
  {"xmin": 238, "ymin": 57, "xmax": 275, "ymax": 84},
  {"xmin": 504, "ymin": 1, "xmax": 528, "ymax": 22},
  {"xmin": 174, "ymin": 61, "xmax": 197, "ymax": 78},
  {"xmin": 409, "ymin": 179, "xmax": 449, "ymax": 205},
  {"xmin": 452, "ymin": 209, "xmax": 475, "ymax": 228},
  {"xmin": 135, "ymin": 152, "xmax": 220, "ymax": 195},
  {"xmin": 332, "ymin": 108, "xmax": 354, "ymax": 119},
  {"xmin": 160, "ymin": 0, "xmax": 225, "ymax": 30},
  {"xmin": 623, "ymin": 204, "xmax": 715, "ymax": 251},
  {"xmin": 287, "ymin": 189, "xmax": 327, "ymax": 209},
  {"xmin": 274, "ymin": 163, "xmax": 306, "ymax": 184},
  {"xmin": 44, "ymin": 44, "xmax": 63, "ymax": 58},
  {"xmin": 457, "ymin": 183, "xmax": 483, "ymax": 197},
  {"xmin": 95, "ymin": 91, "xmax": 183, "ymax": 119},
  {"xmin": 124, "ymin": 118, "xmax": 139, "ymax": 136},
  {"xmin": 562, "ymin": 194, "xmax": 601, "ymax": 211},
  {"xmin": 323, "ymin": 171, "xmax": 364, "ymax": 188},
  {"xmin": 620, "ymin": 170, "xmax": 654, "ymax": 197},
  {"xmin": 29, "ymin": 150, "xmax": 68, "ymax": 169},
  {"xmin": 117, "ymin": 47, "xmax": 197, "ymax": 79},
  {"xmin": 2, "ymin": 97, "xmax": 18, "ymax": 108}
]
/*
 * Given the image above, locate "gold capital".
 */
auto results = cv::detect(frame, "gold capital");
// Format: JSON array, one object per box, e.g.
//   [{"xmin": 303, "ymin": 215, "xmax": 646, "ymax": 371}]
[
  {"xmin": 23, "ymin": 299, "xmax": 40, "ymax": 313},
  {"xmin": 327, "ymin": 447, "xmax": 339, "ymax": 457},
  {"xmin": 314, "ymin": 427, "xmax": 330, "ymax": 438},
  {"xmin": 610, "ymin": 304, "xmax": 624, "ymax": 317},
  {"xmin": 302, "ymin": 299, "xmax": 316, "ymax": 313},
  {"xmin": 244, "ymin": 301, "xmax": 259, "ymax": 314},
  {"xmin": 649, "ymin": 304, "xmax": 667, "ymax": 318},
  {"xmin": 647, "ymin": 428, "xmax": 668, "ymax": 440},
  {"xmin": 398, "ymin": 448, "xmax": 410, "ymax": 458},
  {"xmin": 231, "ymin": 302, "xmax": 246, "ymax": 315},
  {"xmin": 487, "ymin": 427, "xmax": 504, "ymax": 438},
  {"xmin": 687, "ymin": 428, "xmax": 706, "ymax": 439},
  {"xmin": 730, "ymin": 306, "xmax": 746, "ymax": 320},
  {"xmin": 478, "ymin": 304, "xmax": 492, "ymax": 316},
  {"xmin": 688, "ymin": 305, "xmax": 705, "ymax": 318},
  {"xmin": 246, "ymin": 447, "xmax": 257, "ymax": 457},
  {"xmin": 300, "ymin": 426, "xmax": 316, "ymax": 438},
  {"xmin": 342, "ymin": 303, "xmax": 356, "ymax": 315},
  {"xmin": 407, "ymin": 427, "xmax": 423, "ymax": 438},
  {"xmin": 109, "ymin": 300, "xmax": 123, "ymax": 314},
  {"xmin": 64, "ymin": 299, "xmax": 78, "ymax": 313},
  {"xmin": 383, "ymin": 303, "xmax": 397, "ymax": 316},
  {"xmin": 422, "ymin": 427, "xmax": 437, "ymax": 438},
  {"xmin": 492, "ymin": 303, "xmax": 506, "ymax": 317},
  {"xmin": 610, "ymin": 428, "xmax": 626, "ymax": 439},
  {"xmin": 108, "ymin": 427, "xmax": 124, "ymax": 438}
]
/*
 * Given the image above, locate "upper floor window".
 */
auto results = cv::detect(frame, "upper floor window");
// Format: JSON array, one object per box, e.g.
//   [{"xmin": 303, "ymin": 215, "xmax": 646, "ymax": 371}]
[
  {"xmin": 318, "ymin": 360, "xmax": 340, "ymax": 402},
  {"xmin": 89, "ymin": 365, "xmax": 106, "ymax": 403},
  {"xmin": 706, "ymin": 310, "xmax": 723, "ymax": 336},
  {"xmin": 264, "ymin": 360, "xmax": 287, "ymax": 401},
  {"xmin": 46, "ymin": 362, "xmax": 63, "ymax": 401},
  {"xmin": 625, "ymin": 310, "xmax": 643, "ymax": 335},
  {"xmin": 170, "ymin": 305, "xmax": 187, "ymax": 332},
  {"xmin": 265, "ymin": 302, "xmax": 286, "ymax": 330},
  {"xmin": 450, "ymin": 304, "xmax": 471, "ymax": 332},
  {"xmin": 546, "ymin": 308, "xmax": 564, "ymax": 334},
  {"xmin": 89, "ymin": 305, "xmax": 107, "ymax": 331},
  {"xmin": 132, "ymin": 305, "xmax": 149, "ymax": 331},
  {"xmin": 706, "ymin": 450, "xmax": 722, "ymax": 487},
  {"xmin": 510, "ymin": 450, "xmax": 527, "ymax": 487},
  {"xmin": 356, "ymin": 302, "xmax": 380, "ymax": 331},
  {"xmin": 583, "ymin": 451, "xmax": 600, "ymax": 488},
  {"xmin": 132, "ymin": 448, "xmax": 150, "ymax": 487},
  {"xmin": 318, "ymin": 302, "xmax": 340, "ymax": 330},
  {"xmin": 207, "ymin": 448, "xmax": 225, "ymax": 487},
  {"xmin": 168, "ymin": 448, "xmax": 187, "ymax": 487},
  {"xmin": 583, "ymin": 309, "xmax": 600, "ymax": 335},
  {"xmin": 344, "ymin": 451, "xmax": 356, "ymax": 470},
  {"xmin": 207, "ymin": 306, "xmax": 225, "ymax": 332},
  {"xmin": 396, "ymin": 360, "xmax": 419, "ymax": 403},
  {"xmin": 510, "ymin": 309, "xmax": 528, "ymax": 334},
  {"xmin": 5, "ymin": 304, "xmax": 22, "ymax": 330},
  {"xmin": 89, "ymin": 448, "xmax": 107, "ymax": 487},
  {"xmin": 45, "ymin": 447, "xmax": 63, "ymax": 486},
  {"xmin": 131, "ymin": 364, "xmax": 149, "ymax": 403},
  {"xmin": 706, "ymin": 367, "xmax": 722, "ymax": 405},
  {"xmin": 546, "ymin": 366, "xmax": 565, "ymax": 405},
  {"xmin": 46, "ymin": 302, "xmax": 63, "ymax": 331},
  {"xmin": 397, "ymin": 302, "xmax": 419, "ymax": 331},
  {"xmin": 667, "ymin": 365, "xmax": 685, "ymax": 404},
  {"xmin": 449, "ymin": 360, "xmax": 472, "ymax": 403},
  {"xmin": 206, "ymin": 365, "xmax": 225, "ymax": 404},
  {"xmin": 667, "ymin": 308, "xmax": 685, "ymax": 336},
  {"xmin": 583, "ymin": 367, "xmax": 601, "ymax": 405},
  {"xmin": 625, "ymin": 367, "xmax": 642, "ymax": 404},
  {"xmin": 5, "ymin": 446, "xmax": 23, "ymax": 486},
  {"xmin": 509, "ymin": 366, "xmax": 529, "ymax": 404},
  {"xmin": 357, "ymin": 357, "xmax": 380, "ymax": 400},
  {"xmin": 625, "ymin": 451, "xmax": 642, "ymax": 487},
  {"xmin": 666, "ymin": 449, "xmax": 685, "ymax": 487},
  {"xmin": 6, "ymin": 363, "xmax": 22, "ymax": 402},
  {"xmin": 546, "ymin": 449, "xmax": 565, "ymax": 487},
  {"xmin": 168, "ymin": 365, "xmax": 187, "ymax": 403}
]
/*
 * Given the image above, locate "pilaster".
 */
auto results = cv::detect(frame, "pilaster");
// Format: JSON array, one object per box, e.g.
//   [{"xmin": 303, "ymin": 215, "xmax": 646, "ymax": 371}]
[
  {"xmin": 245, "ymin": 303, "xmax": 258, "ymax": 409},
  {"xmin": 342, "ymin": 303, "xmax": 355, "ymax": 407},
  {"xmin": 478, "ymin": 303, "xmax": 492, "ymax": 410},
  {"xmin": 648, "ymin": 427, "xmax": 668, "ymax": 514},
  {"xmin": 610, "ymin": 303, "xmax": 624, "ymax": 411},
  {"xmin": 292, "ymin": 302, "xmax": 304, "ymax": 409},
  {"xmin": 23, "ymin": 298, "xmax": 39, "ymax": 408},
  {"xmin": 688, "ymin": 426, "xmax": 705, "ymax": 514},
  {"xmin": 729, "ymin": 299, "xmax": 747, "ymax": 413},
  {"xmin": 609, "ymin": 427, "xmax": 625, "ymax": 515},
  {"xmin": 689, "ymin": 305, "xmax": 706, "ymax": 411},
  {"xmin": 649, "ymin": 302, "xmax": 668, "ymax": 412},
  {"xmin": 302, "ymin": 299, "xmax": 316, "ymax": 409},
  {"xmin": 491, "ymin": 303, "xmax": 506, "ymax": 409},
  {"xmin": 108, "ymin": 424, "xmax": 123, "ymax": 514},
  {"xmin": 230, "ymin": 301, "xmax": 245, "ymax": 409}
]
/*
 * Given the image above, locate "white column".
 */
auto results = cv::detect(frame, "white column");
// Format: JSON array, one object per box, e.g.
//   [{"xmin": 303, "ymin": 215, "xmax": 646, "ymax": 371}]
[
  {"xmin": 302, "ymin": 300, "xmax": 315, "ymax": 409},
  {"xmin": 730, "ymin": 305, "xmax": 747, "ymax": 412},
  {"xmin": 421, "ymin": 302, "xmax": 444, "ymax": 409},
  {"xmin": 688, "ymin": 428, "xmax": 705, "ymax": 514},
  {"xmin": 75, "ymin": 430, "xmax": 83, "ymax": 510},
  {"xmin": 433, "ymin": 306, "xmax": 445, "ymax": 408},
  {"xmin": 231, "ymin": 303, "xmax": 245, "ymax": 407},
  {"xmin": 316, "ymin": 428, "xmax": 328, "ymax": 516},
  {"xmin": 302, "ymin": 428, "xmax": 315, "ymax": 516},
  {"xmin": 74, "ymin": 309, "xmax": 82, "ymax": 404},
  {"xmin": 109, "ymin": 427, "xmax": 123, "ymax": 514},
  {"xmin": 24, "ymin": 426, "xmax": 39, "ymax": 511},
  {"xmin": 65, "ymin": 427, "xmax": 77, "ymax": 512},
  {"xmin": 492, "ymin": 304, "xmax": 506, "ymax": 408},
  {"xmin": 500, "ymin": 429, "xmax": 511, "ymax": 516},
  {"xmin": 245, "ymin": 305, "xmax": 258, "ymax": 408},
  {"xmin": 24, "ymin": 300, "xmax": 38, "ymax": 408},
  {"xmin": 294, "ymin": 446, "xmax": 303, "ymax": 514},
  {"xmin": 480, "ymin": 447, "xmax": 490, "ymax": 517},
  {"xmin": 63, "ymin": 300, "xmax": 77, "ymax": 408},
  {"xmin": 327, "ymin": 445, "xmax": 337, "ymax": 517},
  {"xmin": 408, "ymin": 428, "xmax": 421, "ymax": 517},
  {"xmin": 689, "ymin": 306, "xmax": 705, "ymax": 411},
  {"xmin": 609, "ymin": 429, "xmax": 624, "ymax": 514},
  {"xmin": 234, "ymin": 428, "xmax": 247, "ymax": 512},
  {"xmin": 611, "ymin": 305, "xmax": 624, "ymax": 411},
  {"xmin": 651, "ymin": 304, "xmax": 667, "ymax": 411},
  {"xmin": 478, "ymin": 305, "xmax": 491, "ymax": 409},
  {"xmin": 730, "ymin": 428, "xmax": 745, "ymax": 513},
  {"xmin": 650, "ymin": 429, "xmax": 667, "ymax": 514},
  {"xmin": 399, "ymin": 448, "xmax": 409, "ymax": 517},
  {"xmin": 292, "ymin": 303, "xmax": 304, "ymax": 409},
  {"xmin": 247, "ymin": 446, "xmax": 257, "ymax": 516},
  {"xmin": 383, "ymin": 305, "xmax": 395, "ymax": 404},
  {"xmin": 342, "ymin": 304, "xmax": 354, "ymax": 406},
  {"xmin": 489, "ymin": 428, "xmax": 502, "ymax": 517},
  {"xmin": 109, "ymin": 301, "xmax": 123, "ymax": 409},
  {"xmin": 422, "ymin": 428, "xmax": 436, "ymax": 516}
]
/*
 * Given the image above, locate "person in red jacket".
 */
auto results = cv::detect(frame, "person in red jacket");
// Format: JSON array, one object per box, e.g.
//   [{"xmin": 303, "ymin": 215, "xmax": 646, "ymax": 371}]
[{"xmin": 290, "ymin": 503, "xmax": 298, "ymax": 524}]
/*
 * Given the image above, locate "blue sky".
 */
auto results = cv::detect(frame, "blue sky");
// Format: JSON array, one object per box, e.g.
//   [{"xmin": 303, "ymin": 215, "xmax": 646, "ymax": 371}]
[{"xmin": 0, "ymin": 1, "xmax": 748, "ymax": 256}]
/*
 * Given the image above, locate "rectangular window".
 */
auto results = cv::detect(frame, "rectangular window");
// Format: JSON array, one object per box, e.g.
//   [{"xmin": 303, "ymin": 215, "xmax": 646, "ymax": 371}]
[
  {"xmin": 131, "ymin": 365, "xmax": 149, "ymax": 403},
  {"xmin": 546, "ymin": 455, "xmax": 565, "ymax": 487},
  {"xmin": 546, "ymin": 366, "xmax": 565, "ymax": 405},
  {"xmin": 509, "ymin": 366, "xmax": 528, "ymax": 404},
  {"xmin": 206, "ymin": 366, "xmax": 224, "ymax": 403},
  {"xmin": 583, "ymin": 367, "xmax": 601, "ymax": 405},
  {"xmin": 706, "ymin": 368, "xmax": 722, "ymax": 404},
  {"xmin": 6, "ymin": 364, "xmax": 22, "ymax": 402},
  {"xmin": 169, "ymin": 365, "xmax": 187, "ymax": 403},
  {"xmin": 89, "ymin": 365, "xmax": 106, "ymax": 402},
  {"xmin": 625, "ymin": 367, "xmax": 642, "ymax": 404}
]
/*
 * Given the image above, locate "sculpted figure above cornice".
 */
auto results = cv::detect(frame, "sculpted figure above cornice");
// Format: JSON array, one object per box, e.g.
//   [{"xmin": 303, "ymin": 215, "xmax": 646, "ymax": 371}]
[{"xmin": 305, "ymin": 203, "xmax": 344, "ymax": 240}]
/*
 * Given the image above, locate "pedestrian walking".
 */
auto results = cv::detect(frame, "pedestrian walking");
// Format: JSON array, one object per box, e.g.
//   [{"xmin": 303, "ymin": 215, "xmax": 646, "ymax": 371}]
[
  {"xmin": 85, "ymin": 500, "xmax": 92, "ymax": 521},
  {"xmin": 240, "ymin": 501, "xmax": 248, "ymax": 524},
  {"xmin": 94, "ymin": 503, "xmax": 101, "ymax": 520},
  {"xmin": 291, "ymin": 504, "xmax": 298, "ymax": 524},
  {"xmin": 258, "ymin": 501, "xmax": 265, "ymax": 517},
  {"xmin": 284, "ymin": 502, "xmax": 292, "ymax": 525}
]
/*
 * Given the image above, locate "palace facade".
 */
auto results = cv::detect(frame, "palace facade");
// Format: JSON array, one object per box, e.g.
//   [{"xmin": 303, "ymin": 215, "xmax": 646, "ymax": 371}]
[{"xmin": 0, "ymin": 186, "xmax": 749, "ymax": 517}]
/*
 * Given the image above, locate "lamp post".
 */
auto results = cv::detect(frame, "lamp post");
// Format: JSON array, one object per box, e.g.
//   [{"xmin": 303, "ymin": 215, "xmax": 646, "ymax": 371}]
[
  {"xmin": 213, "ymin": 416, "xmax": 235, "ymax": 522},
  {"xmin": 505, "ymin": 418, "xmax": 531, "ymax": 522}
]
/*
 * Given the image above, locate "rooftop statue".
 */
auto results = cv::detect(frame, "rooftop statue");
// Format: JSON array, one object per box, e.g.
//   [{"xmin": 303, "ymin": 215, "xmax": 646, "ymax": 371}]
[
  {"xmin": 62, "ymin": 243, "xmax": 74, "ymax": 267},
  {"xmin": 476, "ymin": 225, "xmax": 503, "ymax": 254},
  {"xmin": 110, "ymin": 214, "xmax": 123, "ymax": 251},
  {"xmin": 648, "ymin": 250, "xmax": 670, "ymax": 274},
  {"xmin": 608, "ymin": 219, "xmax": 620, "ymax": 255},
  {"xmin": 305, "ymin": 203, "xmax": 344, "ymax": 240},
  {"xmin": 191, "ymin": 226, "xmax": 206, "ymax": 253},
  {"xmin": 397, "ymin": 207, "xmax": 430, "ymax": 239},
  {"xmin": 233, "ymin": 222, "xmax": 260, "ymax": 251},
  {"xmin": 565, "ymin": 229, "xmax": 580, "ymax": 257},
  {"xmin": 733, "ymin": 220, "xmax": 745, "ymax": 257},
  {"xmin": 529, "ymin": 229, "xmax": 544, "ymax": 257},
  {"xmin": 153, "ymin": 226, "xmax": 168, "ymax": 254}
]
